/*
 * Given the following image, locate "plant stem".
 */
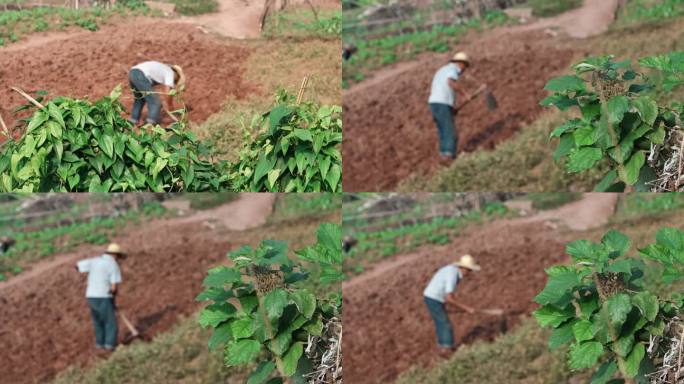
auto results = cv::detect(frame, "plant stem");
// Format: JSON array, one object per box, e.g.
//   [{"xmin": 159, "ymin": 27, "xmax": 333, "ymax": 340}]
[
  {"xmin": 594, "ymin": 273, "xmax": 633, "ymax": 382},
  {"xmin": 595, "ymin": 74, "xmax": 627, "ymax": 181}
]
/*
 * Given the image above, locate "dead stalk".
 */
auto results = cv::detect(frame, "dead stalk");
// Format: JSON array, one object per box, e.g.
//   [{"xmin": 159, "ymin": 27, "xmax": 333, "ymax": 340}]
[
  {"xmin": 297, "ymin": 76, "xmax": 310, "ymax": 105},
  {"xmin": 10, "ymin": 87, "xmax": 45, "ymax": 109},
  {"xmin": 677, "ymin": 131, "xmax": 684, "ymax": 190}
]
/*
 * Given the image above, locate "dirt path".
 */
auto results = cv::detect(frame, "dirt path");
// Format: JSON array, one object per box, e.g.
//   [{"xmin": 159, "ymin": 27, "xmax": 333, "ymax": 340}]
[
  {"xmin": 342, "ymin": 193, "xmax": 618, "ymax": 383},
  {"xmin": 0, "ymin": 194, "xmax": 326, "ymax": 384},
  {"xmin": 177, "ymin": 0, "xmax": 264, "ymax": 39},
  {"xmin": 343, "ymin": 0, "xmax": 619, "ymax": 191}
]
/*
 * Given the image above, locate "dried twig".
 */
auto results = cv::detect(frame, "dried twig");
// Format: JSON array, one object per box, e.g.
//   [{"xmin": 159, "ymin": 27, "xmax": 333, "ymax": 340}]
[
  {"xmin": 676, "ymin": 324, "xmax": 684, "ymax": 382},
  {"xmin": 297, "ymin": 76, "xmax": 309, "ymax": 105},
  {"xmin": 677, "ymin": 132, "xmax": 684, "ymax": 191},
  {"xmin": 0, "ymin": 110, "xmax": 9, "ymax": 138},
  {"xmin": 10, "ymin": 87, "xmax": 45, "ymax": 109}
]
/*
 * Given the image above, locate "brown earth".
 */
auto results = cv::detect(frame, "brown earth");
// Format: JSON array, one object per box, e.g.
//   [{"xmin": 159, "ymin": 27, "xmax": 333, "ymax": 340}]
[
  {"xmin": 0, "ymin": 18, "xmax": 258, "ymax": 130},
  {"xmin": 342, "ymin": 194, "xmax": 618, "ymax": 383},
  {"xmin": 342, "ymin": 29, "xmax": 576, "ymax": 191},
  {"xmin": 342, "ymin": 0, "xmax": 619, "ymax": 191},
  {"xmin": 0, "ymin": 195, "xmax": 333, "ymax": 384}
]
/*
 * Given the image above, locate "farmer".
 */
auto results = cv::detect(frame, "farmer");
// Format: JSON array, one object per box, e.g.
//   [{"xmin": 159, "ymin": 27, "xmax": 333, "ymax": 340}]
[
  {"xmin": 423, "ymin": 254, "xmax": 480, "ymax": 356},
  {"xmin": 343, "ymin": 43, "xmax": 357, "ymax": 61},
  {"xmin": 0, "ymin": 236, "xmax": 15, "ymax": 254},
  {"xmin": 127, "ymin": 61, "xmax": 186, "ymax": 126},
  {"xmin": 428, "ymin": 52, "xmax": 471, "ymax": 162},
  {"xmin": 76, "ymin": 243, "xmax": 126, "ymax": 352}
]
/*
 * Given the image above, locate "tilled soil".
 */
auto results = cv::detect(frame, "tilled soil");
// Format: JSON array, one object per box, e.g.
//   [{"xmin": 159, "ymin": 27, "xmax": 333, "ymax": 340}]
[
  {"xmin": 342, "ymin": 220, "xmax": 571, "ymax": 384},
  {"xmin": 0, "ymin": 19, "xmax": 257, "ymax": 129},
  {"xmin": 343, "ymin": 29, "xmax": 576, "ymax": 191},
  {"xmin": 0, "ymin": 208, "xmax": 328, "ymax": 384}
]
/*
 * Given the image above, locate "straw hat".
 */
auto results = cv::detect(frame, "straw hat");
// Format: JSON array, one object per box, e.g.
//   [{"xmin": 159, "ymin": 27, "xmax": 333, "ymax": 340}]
[
  {"xmin": 171, "ymin": 65, "xmax": 186, "ymax": 88},
  {"xmin": 106, "ymin": 243, "xmax": 126, "ymax": 257},
  {"xmin": 451, "ymin": 52, "xmax": 470, "ymax": 65},
  {"xmin": 453, "ymin": 254, "xmax": 480, "ymax": 271}
]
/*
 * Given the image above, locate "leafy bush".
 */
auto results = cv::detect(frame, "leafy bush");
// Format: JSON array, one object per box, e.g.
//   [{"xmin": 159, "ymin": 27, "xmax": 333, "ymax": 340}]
[
  {"xmin": 534, "ymin": 228, "xmax": 684, "ymax": 382},
  {"xmin": 528, "ymin": 0, "xmax": 582, "ymax": 17},
  {"xmin": 197, "ymin": 223, "xmax": 342, "ymax": 383},
  {"xmin": 542, "ymin": 53, "xmax": 684, "ymax": 192},
  {"xmin": 171, "ymin": 0, "xmax": 218, "ymax": 15},
  {"xmin": 0, "ymin": 87, "xmax": 230, "ymax": 192},
  {"xmin": 229, "ymin": 92, "xmax": 342, "ymax": 192}
]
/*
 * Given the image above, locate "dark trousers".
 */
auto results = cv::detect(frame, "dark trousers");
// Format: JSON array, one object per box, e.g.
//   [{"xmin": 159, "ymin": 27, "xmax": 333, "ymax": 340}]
[
  {"xmin": 424, "ymin": 296, "xmax": 454, "ymax": 348},
  {"xmin": 87, "ymin": 298, "xmax": 118, "ymax": 349},
  {"xmin": 129, "ymin": 68, "xmax": 161, "ymax": 124},
  {"xmin": 429, "ymin": 103, "xmax": 458, "ymax": 157}
]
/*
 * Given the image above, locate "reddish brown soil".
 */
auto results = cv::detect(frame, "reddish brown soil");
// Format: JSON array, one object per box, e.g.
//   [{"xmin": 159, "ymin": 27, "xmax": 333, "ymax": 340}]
[
  {"xmin": 342, "ymin": 30, "xmax": 576, "ymax": 191},
  {"xmin": 0, "ymin": 203, "xmax": 328, "ymax": 384},
  {"xmin": 0, "ymin": 19, "xmax": 257, "ymax": 129},
  {"xmin": 342, "ymin": 220, "xmax": 571, "ymax": 384}
]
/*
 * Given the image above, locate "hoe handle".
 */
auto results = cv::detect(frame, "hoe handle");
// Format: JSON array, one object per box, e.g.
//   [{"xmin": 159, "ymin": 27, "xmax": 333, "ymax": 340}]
[{"xmin": 455, "ymin": 84, "xmax": 487, "ymax": 112}]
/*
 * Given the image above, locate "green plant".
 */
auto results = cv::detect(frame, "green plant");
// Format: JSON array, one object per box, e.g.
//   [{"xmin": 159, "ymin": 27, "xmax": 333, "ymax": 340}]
[
  {"xmin": 542, "ymin": 53, "xmax": 684, "ymax": 192},
  {"xmin": 229, "ymin": 91, "xmax": 342, "ymax": 192},
  {"xmin": 0, "ymin": 87, "xmax": 230, "ymax": 192},
  {"xmin": 528, "ymin": 0, "xmax": 582, "ymax": 17},
  {"xmin": 171, "ymin": 0, "xmax": 219, "ymax": 15},
  {"xmin": 197, "ymin": 223, "xmax": 342, "ymax": 383},
  {"xmin": 534, "ymin": 228, "xmax": 684, "ymax": 382}
]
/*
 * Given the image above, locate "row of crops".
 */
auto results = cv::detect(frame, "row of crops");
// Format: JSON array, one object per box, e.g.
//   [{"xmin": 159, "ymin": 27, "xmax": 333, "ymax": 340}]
[{"xmin": 0, "ymin": 86, "xmax": 342, "ymax": 192}]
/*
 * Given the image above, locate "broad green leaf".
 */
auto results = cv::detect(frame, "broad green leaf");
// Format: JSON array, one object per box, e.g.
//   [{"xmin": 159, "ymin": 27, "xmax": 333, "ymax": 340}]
[
  {"xmin": 230, "ymin": 317, "xmax": 257, "ymax": 340},
  {"xmin": 203, "ymin": 266, "xmax": 242, "ymax": 287},
  {"xmin": 569, "ymin": 341, "xmax": 604, "ymax": 369},
  {"xmin": 624, "ymin": 343, "xmax": 645, "ymax": 378},
  {"xmin": 574, "ymin": 126, "xmax": 599, "ymax": 146},
  {"xmin": 247, "ymin": 361, "xmax": 276, "ymax": 384},
  {"xmin": 549, "ymin": 320, "xmax": 575, "ymax": 350},
  {"xmin": 607, "ymin": 96, "xmax": 630, "ymax": 125},
  {"xmin": 534, "ymin": 270, "xmax": 578, "ymax": 305},
  {"xmin": 553, "ymin": 133, "xmax": 576, "ymax": 161},
  {"xmin": 534, "ymin": 305, "xmax": 574, "ymax": 328},
  {"xmin": 267, "ymin": 169, "xmax": 281, "ymax": 190},
  {"xmin": 199, "ymin": 305, "xmax": 235, "ymax": 328},
  {"xmin": 254, "ymin": 155, "xmax": 275, "ymax": 183},
  {"xmin": 566, "ymin": 239, "xmax": 596, "ymax": 261},
  {"xmin": 614, "ymin": 334, "xmax": 634, "ymax": 357},
  {"xmin": 590, "ymin": 360, "xmax": 617, "ymax": 384},
  {"xmin": 656, "ymin": 227, "xmax": 684, "ymax": 251},
  {"xmin": 263, "ymin": 289, "xmax": 289, "ymax": 320},
  {"xmin": 46, "ymin": 120, "xmax": 62, "ymax": 139},
  {"xmin": 632, "ymin": 292, "xmax": 658, "ymax": 322},
  {"xmin": 632, "ymin": 96, "xmax": 658, "ymax": 126},
  {"xmin": 293, "ymin": 129, "xmax": 313, "ymax": 142},
  {"xmin": 550, "ymin": 119, "xmax": 583, "ymax": 138},
  {"xmin": 225, "ymin": 339, "xmax": 261, "ymax": 366},
  {"xmin": 277, "ymin": 342, "xmax": 303, "ymax": 377},
  {"xmin": 567, "ymin": 147, "xmax": 602, "ymax": 173},
  {"xmin": 618, "ymin": 151, "xmax": 645, "ymax": 185},
  {"xmin": 325, "ymin": 164, "xmax": 341, "ymax": 192},
  {"xmin": 594, "ymin": 170, "xmax": 619, "ymax": 192},
  {"xmin": 26, "ymin": 110, "xmax": 49, "ymax": 133},
  {"xmin": 544, "ymin": 75, "xmax": 585, "ymax": 93},
  {"xmin": 100, "ymin": 135, "xmax": 114, "ymax": 158},
  {"xmin": 290, "ymin": 290, "xmax": 317, "ymax": 319},
  {"xmin": 572, "ymin": 320, "xmax": 595, "ymax": 342},
  {"xmin": 208, "ymin": 321, "xmax": 232, "ymax": 350},
  {"xmin": 269, "ymin": 105, "xmax": 292, "ymax": 133},
  {"xmin": 606, "ymin": 293, "xmax": 631, "ymax": 327},
  {"xmin": 601, "ymin": 230, "xmax": 630, "ymax": 256},
  {"xmin": 303, "ymin": 316, "xmax": 324, "ymax": 336}
]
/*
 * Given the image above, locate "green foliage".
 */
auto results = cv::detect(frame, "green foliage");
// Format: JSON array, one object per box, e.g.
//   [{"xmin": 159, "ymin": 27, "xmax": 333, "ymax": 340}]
[
  {"xmin": 534, "ymin": 229, "xmax": 684, "ymax": 381},
  {"xmin": 0, "ymin": 3, "xmax": 151, "ymax": 46},
  {"xmin": 617, "ymin": 0, "xmax": 684, "ymax": 25},
  {"xmin": 171, "ymin": 0, "xmax": 218, "ymax": 15},
  {"xmin": 528, "ymin": 0, "xmax": 582, "ymax": 17},
  {"xmin": 197, "ymin": 223, "xmax": 342, "ymax": 383},
  {"xmin": 0, "ymin": 88, "xmax": 230, "ymax": 192},
  {"xmin": 528, "ymin": 192, "xmax": 582, "ymax": 210},
  {"xmin": 229, "ymin": 92, "xmax": 342, "ymax": 192},
  {"xmin": 543, "ymin": 53, "xmax": 684, "ymax": 191}
]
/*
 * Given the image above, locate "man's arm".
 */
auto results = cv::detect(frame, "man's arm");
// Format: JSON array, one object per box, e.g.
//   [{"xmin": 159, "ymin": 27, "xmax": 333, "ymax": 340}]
[
  {"xmin": 445, "ymin": 294, "xmax": 475, "ymax": 314},
  {"xmin": 162, "ymin": 86, "xmax": 176, "ymax": 116},
  {"xmin": 448, "ymin": 79, "xmax": 470, "ymax": 101}
]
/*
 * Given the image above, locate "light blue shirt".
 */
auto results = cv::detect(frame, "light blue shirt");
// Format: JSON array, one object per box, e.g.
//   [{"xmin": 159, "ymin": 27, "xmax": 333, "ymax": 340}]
[
  {"xmin": 77, "ymin": 254, "xmax": 122, "ymax": 298},
  {"xmin": 423, "ymin": 265, "xmax": 462, "ymax": 303},
  {"xmin": 428, "ymin": 63, "xmax": 461, "ymax": 106}
]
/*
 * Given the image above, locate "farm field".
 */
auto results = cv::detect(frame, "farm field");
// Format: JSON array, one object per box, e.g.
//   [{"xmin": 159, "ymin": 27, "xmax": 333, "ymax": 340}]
[
  {"xmin": 0, "ymin": 193, "xmax": 341, "ymax": 384},
  {"xmin": 0, "ymin": 0, "xmax": 341, "ymax": 192},
  {"xmin": 342, "ymin": 0, "xmax": 684, "ymax": 192},
  {"xmin": 342, "ymin": 192, "xmax": 684, "ymax": 383}
]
